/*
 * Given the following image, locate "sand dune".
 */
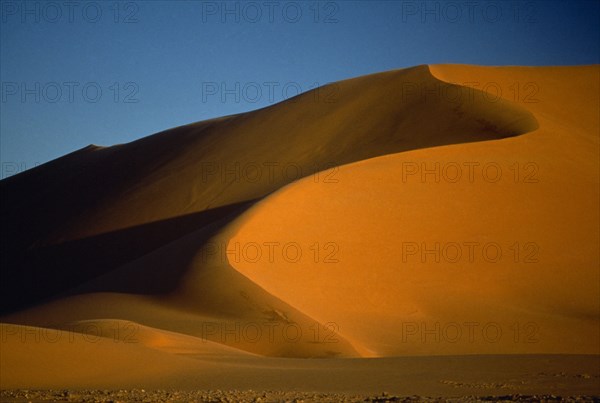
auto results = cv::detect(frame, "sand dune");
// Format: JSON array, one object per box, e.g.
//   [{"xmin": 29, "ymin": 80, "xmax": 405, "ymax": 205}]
[
  {"xmin": 0, "ymin": 65, "xmax": 538, "ymax": 312},
  {"xmin": 0, "ymin": 323, "xmax": 205, "ymax": 389},
  {"xmin": 227, "ymin": 65, "xmax": 599, "ymax": 356},
  {"xmin": 0, "ymin": 64, "xmax": 598, "ymax": 391}
]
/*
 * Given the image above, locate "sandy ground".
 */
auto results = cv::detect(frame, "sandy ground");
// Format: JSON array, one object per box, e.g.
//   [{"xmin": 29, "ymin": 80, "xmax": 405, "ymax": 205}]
[{"xmin": 1, "ymin": 390, "xmax": 599, "ymax": 403}]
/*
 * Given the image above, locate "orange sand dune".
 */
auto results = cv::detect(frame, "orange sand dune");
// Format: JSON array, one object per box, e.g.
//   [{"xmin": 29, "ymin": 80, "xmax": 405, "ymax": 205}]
[
  {"xmin": 1, "ymin": 65, "xmax": 537, "ymax": 312},
  {"xmin": 0, "ymin": 323, "xmax": 205, "ymax": 389},
  {"xmin": 227, "ymin": 65, "xmax": 600, "ymax": 356},
  {"xmin": 0, "ymin": 64, "xmax": 598, "ymax": 391}
]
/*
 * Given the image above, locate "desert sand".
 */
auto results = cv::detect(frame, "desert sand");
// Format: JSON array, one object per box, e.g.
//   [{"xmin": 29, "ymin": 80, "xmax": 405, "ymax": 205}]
[{"xmin": 0, "ymin": 65, "xmax": 598, "ymax": 399}]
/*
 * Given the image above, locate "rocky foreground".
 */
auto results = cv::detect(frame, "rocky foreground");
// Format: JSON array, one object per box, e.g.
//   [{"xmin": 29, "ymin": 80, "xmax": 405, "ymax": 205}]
[{"xmin": 1, "ymin": 390, "xmax": 599, "ymax": 403}]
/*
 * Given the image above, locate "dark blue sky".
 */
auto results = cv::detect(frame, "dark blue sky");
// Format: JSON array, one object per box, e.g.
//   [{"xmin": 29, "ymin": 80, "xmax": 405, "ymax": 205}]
[{"xmin": 1, "ymin": 0, "xmax": 599, "ymax": 171}]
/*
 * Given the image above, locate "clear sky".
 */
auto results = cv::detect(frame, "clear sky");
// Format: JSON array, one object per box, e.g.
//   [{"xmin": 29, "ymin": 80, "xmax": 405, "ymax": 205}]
[{"xmin": 1, "ymin": 0, "xmax": 599, "ymax": 173}]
